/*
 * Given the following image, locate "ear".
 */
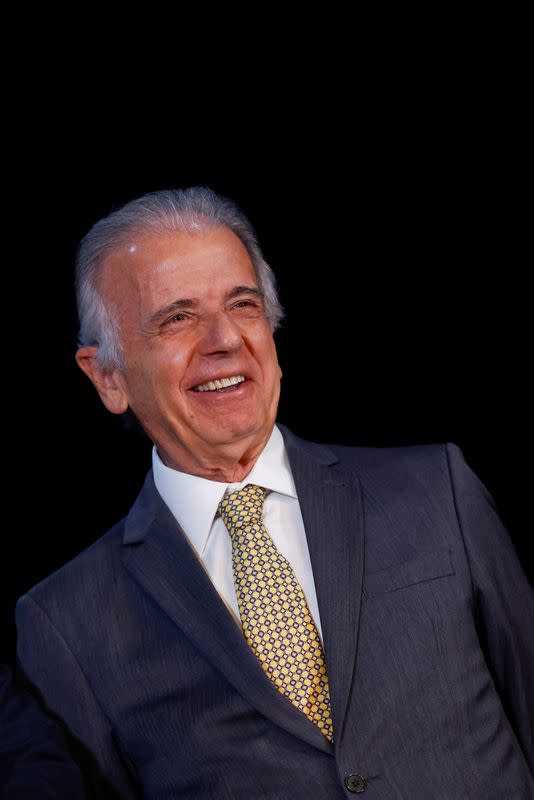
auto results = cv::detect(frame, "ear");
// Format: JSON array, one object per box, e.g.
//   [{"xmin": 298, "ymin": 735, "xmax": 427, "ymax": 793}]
[{"xmin": 75, "ymin": 346, "xmax": 129, "ymax": 415}]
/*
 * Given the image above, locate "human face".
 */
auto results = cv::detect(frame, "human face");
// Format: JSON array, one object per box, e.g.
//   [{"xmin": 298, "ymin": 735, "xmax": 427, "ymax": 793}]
[{"xmin": 89, "ymin": 226, "xmax": 282, "ymax": 477}]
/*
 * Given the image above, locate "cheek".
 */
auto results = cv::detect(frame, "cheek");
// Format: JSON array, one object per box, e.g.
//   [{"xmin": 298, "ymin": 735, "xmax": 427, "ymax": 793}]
[
  {"xmin": 262, "ymin": 348, "xmax": 282, "ymax": 401},
  {"xmin": 265, "ymin": 339, "xmax": 281, "ymax": 377},
  {"xmin": 168, "ymin": 348, "xmax": 189, "ymax": 373},
  {"xmin": 252, "ymin": 325, "xmax": 278, "ymax": 362},
  {"xmin": 144, "ymin": 344, "xmax": 190, "ymax": 387},
  {"xmin": 125, "ymin": 348, "xmax": 189, "ymax": 404}
]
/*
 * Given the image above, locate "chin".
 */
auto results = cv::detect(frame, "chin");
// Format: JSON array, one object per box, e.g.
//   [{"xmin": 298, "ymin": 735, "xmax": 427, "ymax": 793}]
[{"xmin": 204, "ymin": 417, "xmax": 271, "ymax": 447}]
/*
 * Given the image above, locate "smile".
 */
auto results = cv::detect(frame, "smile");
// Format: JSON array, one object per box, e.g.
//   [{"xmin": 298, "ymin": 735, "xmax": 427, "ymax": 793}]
[{"xmin": 192, "ymin": 375, "xmax": 246, "ymax": 392}]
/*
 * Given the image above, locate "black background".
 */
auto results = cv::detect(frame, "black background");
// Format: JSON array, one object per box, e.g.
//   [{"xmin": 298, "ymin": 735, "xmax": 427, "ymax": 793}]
[{"xmin": 2, "ymin": 41, "xmax": 531, "ymax": 666}]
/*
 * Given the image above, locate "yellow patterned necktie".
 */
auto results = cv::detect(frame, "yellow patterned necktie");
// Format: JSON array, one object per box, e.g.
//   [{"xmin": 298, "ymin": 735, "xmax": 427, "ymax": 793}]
[{"xmin": 218, "ymin": 483, "xmax": 333, "ymax": 741}]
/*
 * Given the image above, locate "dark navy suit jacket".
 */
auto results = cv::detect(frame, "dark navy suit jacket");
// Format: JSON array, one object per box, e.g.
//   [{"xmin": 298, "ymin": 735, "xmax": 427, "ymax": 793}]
[
  {"xmin": 0, "ymin": 664, "xmax": 85, "ymax": 798},
  {"xmin": 15, "ymin": 428, "xmax": 534, "ymax": 798}
]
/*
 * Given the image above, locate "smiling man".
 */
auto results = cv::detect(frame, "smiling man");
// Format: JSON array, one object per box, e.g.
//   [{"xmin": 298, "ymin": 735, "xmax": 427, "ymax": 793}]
[
  {"xmin": 15, "ymin": 188, "xmax": 534, "ymax": 798},
  {"xmin": 76, "ymin": 225, "xmax": 282, "ymax": 481}
]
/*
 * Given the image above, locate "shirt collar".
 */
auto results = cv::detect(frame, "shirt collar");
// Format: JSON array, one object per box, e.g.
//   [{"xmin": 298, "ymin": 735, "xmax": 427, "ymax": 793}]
[{"xmin": 152, "ymin": 425, "xmax": 296, "ymax": 558}]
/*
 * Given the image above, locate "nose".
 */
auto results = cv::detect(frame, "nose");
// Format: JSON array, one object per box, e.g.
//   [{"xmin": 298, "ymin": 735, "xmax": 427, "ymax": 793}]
[{"xmin": 197, "ymin": 311, "xmax": 244, "ymax": 356}]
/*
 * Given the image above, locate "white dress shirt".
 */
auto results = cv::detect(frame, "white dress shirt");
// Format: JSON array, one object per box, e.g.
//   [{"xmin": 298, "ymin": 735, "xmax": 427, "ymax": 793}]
[{"xmin": 152, "ymin": 425, "xmax": 324, "ymax": 641}]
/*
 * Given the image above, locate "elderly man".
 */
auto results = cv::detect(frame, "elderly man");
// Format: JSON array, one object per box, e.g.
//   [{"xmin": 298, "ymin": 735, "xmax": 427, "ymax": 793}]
[{"xmin": 16, "ymin": 188, "xmax": 533, "ymax": 798}]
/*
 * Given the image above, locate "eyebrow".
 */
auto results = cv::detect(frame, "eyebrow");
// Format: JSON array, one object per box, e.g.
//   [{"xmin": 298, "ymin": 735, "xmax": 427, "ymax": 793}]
[{"xmin": 148, "ymin": 285, "xmax": 263, "ymax": 326}]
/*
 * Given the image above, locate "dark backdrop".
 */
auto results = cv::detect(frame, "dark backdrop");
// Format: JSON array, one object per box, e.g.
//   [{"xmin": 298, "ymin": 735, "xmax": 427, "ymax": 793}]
[{"xmin": 2, "ymin": 43, "xmax": 530, "ymax": 666}]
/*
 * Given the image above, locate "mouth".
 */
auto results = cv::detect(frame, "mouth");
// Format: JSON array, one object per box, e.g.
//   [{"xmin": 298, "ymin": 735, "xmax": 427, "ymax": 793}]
[{"xmin": 191, "ymin": 375, "xmax": 246, "ymax": 392}]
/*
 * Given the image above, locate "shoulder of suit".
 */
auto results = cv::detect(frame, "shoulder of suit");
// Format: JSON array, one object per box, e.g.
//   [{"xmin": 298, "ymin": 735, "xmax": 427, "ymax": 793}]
[
  {"xmin": 22, "ymin": 515, "xmax": 127, "ymax": 604},
  {"xmin": 330, "ymin": 440, "xmax": 454, "ymax": 468},
  {"xmin": 278, "ymin": 425, "xmax": 466, "ymax": 500},
  {"xmin": 23, "ymin": 470, "xmax": 163, "ymax": 603},
  {"xmin": 279, "ymin": 423, "xmax": 456, "ymax": 469}
]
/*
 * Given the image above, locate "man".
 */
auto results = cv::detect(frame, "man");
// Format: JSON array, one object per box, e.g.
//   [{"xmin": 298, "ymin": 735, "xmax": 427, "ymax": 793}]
[
  {"xmin": 0, "ymin": 663, "xmax": 85, "ymax": 798},
  {"xmin": 16, "ymin": 187, "xmax": 533, "ymax": 798}
]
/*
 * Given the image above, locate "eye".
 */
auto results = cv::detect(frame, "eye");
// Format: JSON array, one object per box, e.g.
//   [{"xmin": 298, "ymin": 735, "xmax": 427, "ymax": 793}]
[
  {"xmin": 232, "ymin": 299, "xmax": 262, "ymax": 313},
  {"xmin": 164, "ymin": 312, "xmax": 188, "ymax": 326}
]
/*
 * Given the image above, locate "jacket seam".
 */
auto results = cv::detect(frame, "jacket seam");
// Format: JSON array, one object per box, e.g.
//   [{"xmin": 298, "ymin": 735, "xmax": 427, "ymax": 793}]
[{"xmin": 444, "ymin": 443, "xmax": 477, "ymax": 613}]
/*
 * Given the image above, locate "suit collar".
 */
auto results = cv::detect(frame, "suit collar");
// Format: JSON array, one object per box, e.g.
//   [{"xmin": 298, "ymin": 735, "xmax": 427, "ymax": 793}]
[
  {"xmin": 123, "ymin": 424, "xmax": 338, "ymax": 546},
  {"xmin": 280, "ymin": 425, "xmax": 365, "ymax": 750},
  {"xmin": 149, "ymin": 425, "xmax": 297, "ymax": 560},
  {"xmin": 277, "ymin": 423, "xmax": 339, "ymax": 466},
  {"xmin": 122, "ymin": 426, "xmax": 364, "ymax": 753},
  {"xmin": 122, "ymin": 469, "xmax": 332, "ymax": 754}
]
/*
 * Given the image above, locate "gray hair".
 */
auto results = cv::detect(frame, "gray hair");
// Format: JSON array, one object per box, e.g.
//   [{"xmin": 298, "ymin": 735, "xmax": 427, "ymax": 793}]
[{"xmin": 75, "ymin": 187, "xmax": 284, "ymax": 369}]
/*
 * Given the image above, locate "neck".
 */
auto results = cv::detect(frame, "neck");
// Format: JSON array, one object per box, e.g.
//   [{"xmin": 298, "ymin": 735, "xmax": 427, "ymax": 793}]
[{"xmin": 156, "ymin": 430, "xmax": 272, "ymax": 483}]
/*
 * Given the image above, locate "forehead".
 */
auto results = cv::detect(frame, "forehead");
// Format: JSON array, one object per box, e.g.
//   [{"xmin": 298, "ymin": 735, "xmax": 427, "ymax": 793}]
[{"xmin": 98, "ymin": 226, "xmax": 257, "ymax": 301}]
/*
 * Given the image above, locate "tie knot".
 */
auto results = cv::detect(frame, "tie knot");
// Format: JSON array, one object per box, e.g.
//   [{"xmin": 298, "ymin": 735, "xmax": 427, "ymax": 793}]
[{"xmin": 218, "ymin": 483, "xmax": 267, "ymax": 532}]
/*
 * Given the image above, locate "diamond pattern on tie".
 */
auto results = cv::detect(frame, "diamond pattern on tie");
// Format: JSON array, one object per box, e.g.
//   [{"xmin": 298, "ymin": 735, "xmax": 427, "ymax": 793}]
[{"xmin": 218, "ymin": 484, "xmax": 333, "ymax": 741}]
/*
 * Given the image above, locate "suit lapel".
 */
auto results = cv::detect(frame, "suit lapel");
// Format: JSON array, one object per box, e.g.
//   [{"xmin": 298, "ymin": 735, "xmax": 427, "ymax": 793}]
[
  {"xmin": 122, "ymin": 472, "xmax": 332, "ymax": 754},
  {"xmin": 281, "ymin": 427, "xmax": 365, "ymax": 749}
]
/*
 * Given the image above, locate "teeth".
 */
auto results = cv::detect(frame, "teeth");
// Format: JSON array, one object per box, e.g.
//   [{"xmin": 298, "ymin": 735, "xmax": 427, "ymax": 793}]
[{"xmin": 194, "ymin": 375, "xmax": 246, "ymax": 392}]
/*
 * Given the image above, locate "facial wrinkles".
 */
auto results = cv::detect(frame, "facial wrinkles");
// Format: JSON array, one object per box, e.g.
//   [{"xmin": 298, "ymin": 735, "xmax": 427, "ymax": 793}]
[
  {"xmin": 97, "ymin": 228, "xmax": 280, "ymax": 478},
  {"xmin": 105, "ymin": 230, "xmax": 256, "ymax": 343}
]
